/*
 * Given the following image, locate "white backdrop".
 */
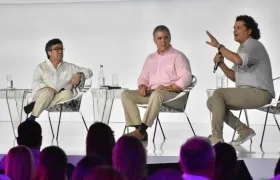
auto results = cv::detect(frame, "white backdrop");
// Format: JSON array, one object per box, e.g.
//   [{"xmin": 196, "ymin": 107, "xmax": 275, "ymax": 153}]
[{"xmin": 0, "ymin": 0, "xmax": 279, "ymax": 127}]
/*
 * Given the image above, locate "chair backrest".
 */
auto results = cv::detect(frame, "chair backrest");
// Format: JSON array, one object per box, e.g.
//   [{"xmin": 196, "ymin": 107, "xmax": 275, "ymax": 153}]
[
  {"xmin": 69, "ymin": 73, "xmax": 89, "ymax": 111},
  {"xmin": 182, "ymin": 75, "xmax": 197, "ymax": 109}
]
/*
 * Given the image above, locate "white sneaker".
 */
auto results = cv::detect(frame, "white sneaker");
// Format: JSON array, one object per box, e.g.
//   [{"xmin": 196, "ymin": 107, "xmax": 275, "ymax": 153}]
[
  {"xmin": 230, "ymin": 128, "xmax": 256, "ymax": 146},
  {"xmin": 208, "ymin": 135, "xmax": 224, "ymax": 145}
]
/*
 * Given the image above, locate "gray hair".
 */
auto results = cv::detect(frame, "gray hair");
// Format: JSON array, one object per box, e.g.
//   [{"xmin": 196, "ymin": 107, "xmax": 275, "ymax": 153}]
[{"xmin": 180, "ymin": 136, "xmax": 215, "ymax": 173}]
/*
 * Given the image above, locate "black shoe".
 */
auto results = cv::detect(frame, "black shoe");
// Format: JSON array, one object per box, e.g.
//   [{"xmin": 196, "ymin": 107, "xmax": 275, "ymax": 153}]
[{"xmin": 24, "ymin": 102, "xmax": 35, "ymax": 114}]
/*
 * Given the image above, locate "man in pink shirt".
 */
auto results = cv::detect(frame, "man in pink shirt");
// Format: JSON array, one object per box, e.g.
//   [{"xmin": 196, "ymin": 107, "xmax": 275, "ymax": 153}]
[{"xmin": 121, "ymin": 25, "xmax": 192, "ymax": 141}]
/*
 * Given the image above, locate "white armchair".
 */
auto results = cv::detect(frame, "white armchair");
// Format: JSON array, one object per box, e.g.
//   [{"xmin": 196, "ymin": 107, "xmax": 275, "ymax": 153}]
[
  {"xmin": 123, "ymin": 75, "xmax": 197, "ymax": 142},
  {"xmin": 47, "ymin": 74, "xmax": 92, "ymax": 139},
  {"xmin": 232, "ymin": 77, "xmax": 280, "ymax": 148},
  {"xmin": 256, "ymin": 76, "xmax": 280, "ymax": 148}
]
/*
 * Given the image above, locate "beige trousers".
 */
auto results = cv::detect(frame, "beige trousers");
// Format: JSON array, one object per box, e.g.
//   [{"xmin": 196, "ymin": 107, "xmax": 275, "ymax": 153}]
[
  {"xmin": 121, "ymin": 89, "xmax": 187, "ymax": 127},
  {"xmin": 207, "ymin": 87, "xmax": 272, "ymax": 138},
  {"xmin": 31, "ymin": 88, "xmax": 73, "ymax": 117}
]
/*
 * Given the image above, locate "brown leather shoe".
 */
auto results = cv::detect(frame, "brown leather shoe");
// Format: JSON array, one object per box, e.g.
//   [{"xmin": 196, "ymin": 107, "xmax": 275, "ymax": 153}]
[{"xmin": 125, "ymin": 130, "xmax": 147, "ymax": 141}]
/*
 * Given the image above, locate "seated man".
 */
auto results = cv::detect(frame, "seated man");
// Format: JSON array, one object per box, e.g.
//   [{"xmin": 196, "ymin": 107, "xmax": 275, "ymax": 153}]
[
  {"xmin": 206, "ymin": 15, "xmax": 275, "ymax": 145},
  {"xmin": 25, "ymin": 38, "xmax": 93, "ymax": 120},
  {"xmin": 180, "ymin": 136, "xmax": 215, "ymax": 180},
  {"xmin": 0, "ymin": 120, "xmax": 42, "ymax": 170},
  {"xmin": 121, "ymin": 25, "xmax": 192, "ymax": 141}
]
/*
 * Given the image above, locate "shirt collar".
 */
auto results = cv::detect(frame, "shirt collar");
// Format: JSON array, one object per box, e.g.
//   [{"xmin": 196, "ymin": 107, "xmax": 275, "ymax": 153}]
[
  {"xmin": 46, "ymin": 59, "xmax": 63, "ymax": 69},
  {"xmin": 156, "ymin": 44, "xmax": 173, "ymax": 56},
  {"xmin": 240, "ymin": 36, "xmax": 253, "ymax": 48},
  {"xmin": 182, "ymin": 173, "xmax": 211, "ymax": 180}
]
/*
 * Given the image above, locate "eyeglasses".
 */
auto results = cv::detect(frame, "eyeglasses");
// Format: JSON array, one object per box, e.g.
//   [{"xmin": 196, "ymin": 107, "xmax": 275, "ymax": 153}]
[{"xmin": 51, "ymin": 48, "xmax": 65, "ymax": 51}]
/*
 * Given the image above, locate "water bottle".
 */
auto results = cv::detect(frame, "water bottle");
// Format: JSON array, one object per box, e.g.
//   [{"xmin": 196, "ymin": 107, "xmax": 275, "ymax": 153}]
[{"xmin": 98, "ymin": 65, "xmax": 105, "ymax": 87}]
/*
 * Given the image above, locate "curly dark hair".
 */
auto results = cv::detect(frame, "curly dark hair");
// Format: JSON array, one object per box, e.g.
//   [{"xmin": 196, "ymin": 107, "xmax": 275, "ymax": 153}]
[{"xmin": 236, "ymin": 15, "xmax": 261, "ymax": 40}]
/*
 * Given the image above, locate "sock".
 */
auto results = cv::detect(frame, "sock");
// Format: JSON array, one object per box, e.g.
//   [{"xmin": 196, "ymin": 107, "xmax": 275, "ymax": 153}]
[
  {"xmin": 27, "ymin": 115, "xmax": 36, "ymax": 121},
  {"xmin": 139, "ymin": 123, "xmax": 148, "ymax": 135}
]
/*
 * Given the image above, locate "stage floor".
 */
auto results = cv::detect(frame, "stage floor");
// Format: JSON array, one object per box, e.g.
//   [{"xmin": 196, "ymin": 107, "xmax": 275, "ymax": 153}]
[{"xmin": 0, "ymin": 120, "xmax": 279, "ymax": 179}]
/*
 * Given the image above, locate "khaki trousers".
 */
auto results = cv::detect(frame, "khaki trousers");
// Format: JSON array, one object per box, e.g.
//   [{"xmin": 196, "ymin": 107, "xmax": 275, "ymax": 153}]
[
  {"xmin": 207, "ymin": 87, "xmax": 272, "ymax": 138},
  {"xmin": 121, "ymin": 89, "xmax": 187, "ymax": 127},
  {"xmin": 32, "ymin": 88, "xmax": 73, "ymax": 117}
]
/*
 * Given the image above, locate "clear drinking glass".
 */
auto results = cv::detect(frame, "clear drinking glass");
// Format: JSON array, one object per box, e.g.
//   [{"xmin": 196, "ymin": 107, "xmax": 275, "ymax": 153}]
[
  {"xmin": 216, "ymin": 74, "xmax": 223, "ymax": 89},
  {"xmin": 6, "ymin": 75, "xmax": 13, "ymax": 88},
  {"xmin": 112, "ymin": 74, "xmax": 119, "ymax": 86},
  {"xmin": 216, "ymin": 74, "xmax": 228, "ymax": 88}
]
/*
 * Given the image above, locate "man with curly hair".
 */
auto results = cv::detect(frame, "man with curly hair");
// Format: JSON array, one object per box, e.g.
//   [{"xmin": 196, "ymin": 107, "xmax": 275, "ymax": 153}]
[{"xmin": 206, "ymin": 15, "xmax": 275, "ymax": 145}]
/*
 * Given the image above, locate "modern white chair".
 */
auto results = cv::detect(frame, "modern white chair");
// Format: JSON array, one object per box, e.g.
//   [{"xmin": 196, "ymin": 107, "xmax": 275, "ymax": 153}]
[
  {"xmin": 232, "ymin": 76, "xmax": 280, "ymax": 148},
  {"xmin": 47, "ymin": 73, "xmax": 92, "ymax": 139},
  {"xmin": 123, "ymin": 75, "xmax": 197, "ymax": 142}
]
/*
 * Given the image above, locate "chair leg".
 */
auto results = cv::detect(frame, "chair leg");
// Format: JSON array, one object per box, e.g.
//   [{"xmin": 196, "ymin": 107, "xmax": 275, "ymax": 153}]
[
  {"xmin": 79, "ymin": 111, "xmax": 88, "ymax": 131},
  {"xmin": 157, "ymin": 118, "xmax": 166, "ymax": 140},
  {"xmin": 232, "ymin": 110, "xmax": 243, "ymax": 141},
  {"xmin": 153, "ymin": 116, "xmax": 159, "ymax": 142},
  {"xmin": 123, "ymin": 126, "xmax": 127, "ymax": 135},
  {"xmin": 48, "ymin": 112, "xmax": 55, "ymax": 138},
  {"xmin": 56, "ymin": 105, "xmax": 63, "ymax": 140},
  {"xmin": 260, "ymin": 108, "xmax": 270, "ymax": 148},
  {"xmin": 273, "ymin": 114, "xmax": 280, "ymax": 132},
  {"xmin": 183, "ymin": 112, "xmax": 196, "ymax": 136}
]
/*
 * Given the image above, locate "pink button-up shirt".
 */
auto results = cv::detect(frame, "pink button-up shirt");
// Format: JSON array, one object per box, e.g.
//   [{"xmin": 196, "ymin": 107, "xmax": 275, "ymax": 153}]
[{"xmin": 138, "ymin": 46, "xmax": 192, "ymax": 90}]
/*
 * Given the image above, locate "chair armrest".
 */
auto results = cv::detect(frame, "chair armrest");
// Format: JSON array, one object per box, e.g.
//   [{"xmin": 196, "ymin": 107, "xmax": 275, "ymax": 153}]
[
  {"xmin": 56, "ymin": 78, "xmax": 92, "ymax": 105},
  {"xmin": 263, "ymin": 100, "xmax": 280, "ymax": 108},
  {"xmin": 165, "ymin": 92, "xmax": 187, "ymax": 103}
]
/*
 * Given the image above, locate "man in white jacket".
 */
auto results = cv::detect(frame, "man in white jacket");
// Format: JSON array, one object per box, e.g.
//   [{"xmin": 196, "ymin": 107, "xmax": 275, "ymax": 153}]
[{"xmin": 25, "ymin": 38, "xmax": 93, "ymax": 121}]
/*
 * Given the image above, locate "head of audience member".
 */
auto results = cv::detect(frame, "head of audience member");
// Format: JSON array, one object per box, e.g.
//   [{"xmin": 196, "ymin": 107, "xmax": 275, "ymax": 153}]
[
  {"xmin": 179, "ymin": 136, "xmax": 215, "ymax": 179},
  {"xmin": 45, "ymin": 38, "xmax": 64, "ymax": 62},
  {"xmin": 83, "ymin": 165, "xmax": 126, "ymax": 180},
  {"xmin": 5, "ymin": 145, "xmax": 34, "ymax": 180},
  {"xmin": 113, "ymin": 135, "xmax": 146, "ymax": 180},
  {"xmin": 71, "ymin": 155, "xmax": 105, "ymax": 180},
  {"xmin": 147, "ymin": 168, "xmax": 182, "ymax": 180},
  {"xmin": 213, "ymin": 142, "xmax": 237, "ymax": 180},
  {"xmin": 153, "ymin": 25, "xmax": 171, "ymax": 54},
  {"xmin": 34, "ymin": 146, "xmax": 67, "ymax": 180},
  {"xmin": 86, "ymin": 122, "xmax": 115, "ymax": 166},
  {"xmin": 17, "ymin": 120, "xmax": 42, "ymax": 150},
  {"xmin": 272, "ymin": 157, "xmax": 280, "ymax": 179},
  {"xmin": 234, "ymin": 15, "xmax": 260, "ymax": 44}
]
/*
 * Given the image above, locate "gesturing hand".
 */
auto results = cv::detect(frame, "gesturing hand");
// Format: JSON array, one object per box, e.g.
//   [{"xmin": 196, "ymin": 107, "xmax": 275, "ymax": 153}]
[{"xmin": 206, "ymin": 31, "xmax": 220, "ymax": 48}]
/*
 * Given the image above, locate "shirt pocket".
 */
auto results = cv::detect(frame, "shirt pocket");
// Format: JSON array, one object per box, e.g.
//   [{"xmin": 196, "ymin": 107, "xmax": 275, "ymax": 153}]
[
  {"xmin": 59, "ymin": 72, "xmax": 72, "ymax": 81},
  {"xmin": 162, "ymin": 64, "xmax": 174, "ymax": 75}
]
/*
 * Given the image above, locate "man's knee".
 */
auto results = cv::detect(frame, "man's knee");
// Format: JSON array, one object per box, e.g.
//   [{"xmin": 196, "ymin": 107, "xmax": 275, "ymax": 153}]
[
  {"xmin": 36, "ymin": 88, "xmax": 55, "ymax": 99},
  {"xmin": 121, "ymin": 90, "xmax": 131, "ymax": 102},
  {"xmin": 59, "ymin": 90, "xmax": 73, "ymax": 101},
  {"xmin": 212, "ymin": 88, "xmax": 226, "ymax": 98},
  {"xmin": 150, "ymin": 90, "xmax": 163, "ymax": 101},
  {"xmin": 207, "ymin": 97, "xmax": 212, "ymax": 110}
]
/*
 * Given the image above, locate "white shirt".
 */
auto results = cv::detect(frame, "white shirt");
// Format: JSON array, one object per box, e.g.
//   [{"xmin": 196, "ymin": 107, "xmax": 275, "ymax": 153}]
[
  {"xmin": 182, "ymin": 174, "xmax": 211, "ymax": 180},
  {"xmin": 31, "ymin": 60, "xmax": 93, "ymax": 97}
]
